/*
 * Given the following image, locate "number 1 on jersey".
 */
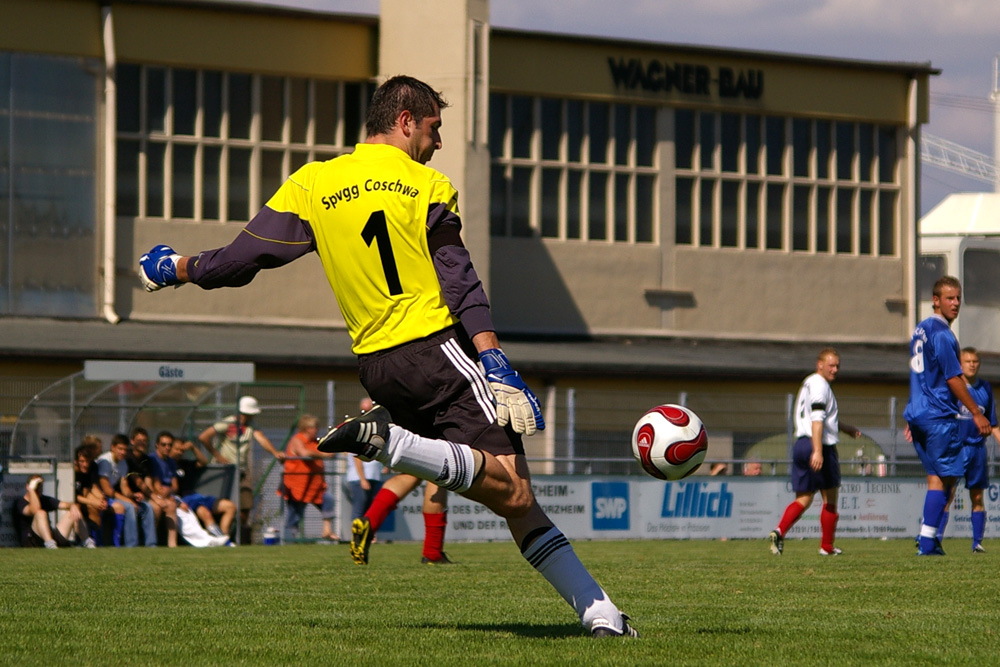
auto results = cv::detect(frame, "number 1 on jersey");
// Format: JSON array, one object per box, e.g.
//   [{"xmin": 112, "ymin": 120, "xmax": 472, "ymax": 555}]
[{"xmin": 362, "ymin": 210, "xmax": 403, "ymax": 295}]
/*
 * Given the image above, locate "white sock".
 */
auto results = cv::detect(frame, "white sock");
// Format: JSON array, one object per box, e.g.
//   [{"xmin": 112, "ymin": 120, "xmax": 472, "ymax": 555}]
[
  {"xmin": 177, "ymin": 507, "xmax": 214, "ymax": 547},
  {"xmin": 522, "ymin": 527, "xmax": 622, "ymax": 633},
  {"xmin": 376, "ymin": 427, "xmax": 478, "ymax": 493}
]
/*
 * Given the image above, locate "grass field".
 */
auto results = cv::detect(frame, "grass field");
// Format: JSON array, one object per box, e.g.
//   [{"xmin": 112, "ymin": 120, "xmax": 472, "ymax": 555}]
[{"xmin": 2, "ymin": 537, "xmax": 999, "ymax": 665}]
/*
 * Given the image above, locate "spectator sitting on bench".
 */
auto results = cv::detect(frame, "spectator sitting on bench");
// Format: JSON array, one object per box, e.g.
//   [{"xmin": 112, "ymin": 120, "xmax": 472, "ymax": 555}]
[{"xmin": 14, "ymin": 475, "xmax": 95, "ymax": 549}]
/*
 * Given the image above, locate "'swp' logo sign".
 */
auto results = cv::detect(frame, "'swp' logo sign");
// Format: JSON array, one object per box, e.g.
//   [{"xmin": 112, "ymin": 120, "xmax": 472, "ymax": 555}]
[
  {"xmin": 595, "ymin": 497, "xmax": 627, "ymax": 520},
  {"xmin": 591, "ymin": 482, "xmax": 629, "ymax": 531}
]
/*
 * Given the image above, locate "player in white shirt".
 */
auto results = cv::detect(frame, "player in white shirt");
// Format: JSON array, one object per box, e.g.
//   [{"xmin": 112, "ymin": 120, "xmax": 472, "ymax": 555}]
[{"xmin": 769, "ymin": 348, "xmax": 861, "ymax": 556}]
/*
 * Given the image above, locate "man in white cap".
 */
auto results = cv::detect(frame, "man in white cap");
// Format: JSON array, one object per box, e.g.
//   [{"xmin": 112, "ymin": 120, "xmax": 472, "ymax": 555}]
[{"xmin": 198, "ymin": 395, "xmax": 285, "ymax": 541}]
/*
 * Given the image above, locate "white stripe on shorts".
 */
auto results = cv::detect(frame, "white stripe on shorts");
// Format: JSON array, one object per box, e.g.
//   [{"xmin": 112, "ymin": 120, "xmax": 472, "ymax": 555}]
[{"xmin": 440, "ymin": 338, "xmax": 497, "ymax": 422}]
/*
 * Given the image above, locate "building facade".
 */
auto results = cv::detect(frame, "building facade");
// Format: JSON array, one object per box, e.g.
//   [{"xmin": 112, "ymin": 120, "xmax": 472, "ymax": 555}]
[{"xmin": 1, "ymin": 0, "xmax": 943, "ymax": 466}]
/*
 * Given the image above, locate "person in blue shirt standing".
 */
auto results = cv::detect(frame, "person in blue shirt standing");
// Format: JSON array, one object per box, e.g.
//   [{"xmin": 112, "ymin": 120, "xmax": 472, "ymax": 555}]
[
  {"xmin": 936, "ymin": 347, "xmax": 999, "ymax": 552},
  {"xmin": 904, "ymin": 276, "xmax": 991, "ymax": 556}
]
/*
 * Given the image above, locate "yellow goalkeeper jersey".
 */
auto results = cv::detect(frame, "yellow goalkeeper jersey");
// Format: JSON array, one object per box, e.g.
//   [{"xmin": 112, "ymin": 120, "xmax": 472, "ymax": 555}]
[{"xmin": 264, "ymin": 143, "xmax": 460, "ymax": 354}]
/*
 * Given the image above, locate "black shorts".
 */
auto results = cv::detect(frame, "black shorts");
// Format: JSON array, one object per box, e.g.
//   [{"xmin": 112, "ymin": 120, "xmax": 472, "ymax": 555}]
[
  {"xmin": 358, "ymin": 327, "xmax": 524, "ymax": 457},
  {"xmin": 24, "ymin": 526, "xmax": 73, "ymax": 548}
]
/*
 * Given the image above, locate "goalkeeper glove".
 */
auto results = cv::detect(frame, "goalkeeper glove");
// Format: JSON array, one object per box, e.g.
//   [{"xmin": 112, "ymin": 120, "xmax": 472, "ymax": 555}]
[
  {"xmin": 139, "ymin": 245, "xmax": 182, "ymax": 292},
  {"xmin": 479, "ymin": 348, "xmax": 545, "ymax": 436}
]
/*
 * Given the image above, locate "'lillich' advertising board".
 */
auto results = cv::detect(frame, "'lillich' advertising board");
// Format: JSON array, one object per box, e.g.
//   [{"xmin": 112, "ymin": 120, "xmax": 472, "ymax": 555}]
[{"xmin": 373, "ymin": 476, "xmax": 1000, "ymax": 543}]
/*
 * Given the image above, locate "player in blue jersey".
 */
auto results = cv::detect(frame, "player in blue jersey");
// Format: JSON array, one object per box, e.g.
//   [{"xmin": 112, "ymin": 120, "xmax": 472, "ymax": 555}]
[
  {"xmin": 139, "ymin": 75, "xmax": 635, "ymax": 637},
  {"xmin": 903, "ymin": 276, "xmax": 991, "ymax": 556},
  {"xmin": 936, "ymin": 347, "xmax": 998, "ymax": 552}
]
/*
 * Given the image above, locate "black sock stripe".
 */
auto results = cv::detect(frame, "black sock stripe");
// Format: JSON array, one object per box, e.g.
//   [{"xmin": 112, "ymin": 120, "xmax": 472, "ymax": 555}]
[
  {"xmin": 441, "ymin": 442, "xmax": 468, "ymax": 492},
  {"xmin": 519, "ymin": 526, "xmax": 552, "ymax": 553},
  {"xmin": 526, "ymin": 534, "xmax": 570, "ymax": 569},
  {"xmin": 454, "ymin": 442, "xmax": 467, "ymax": 487},
  {"xmin": 527, "ymin": 537, "xmax": 569, "ymax": 569}
]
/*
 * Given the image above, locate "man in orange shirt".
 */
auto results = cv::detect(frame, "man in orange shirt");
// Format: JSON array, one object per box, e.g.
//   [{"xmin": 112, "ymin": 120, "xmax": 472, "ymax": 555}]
[{"xmin": 281, "ymin": 414, "xmax": 338, "ymax": 541}]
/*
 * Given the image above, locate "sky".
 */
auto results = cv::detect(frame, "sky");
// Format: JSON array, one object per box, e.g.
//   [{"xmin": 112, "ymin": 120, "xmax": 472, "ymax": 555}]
[{"xmin": 242, "ymin": 0, "xmax": 999, "ymax": 214}]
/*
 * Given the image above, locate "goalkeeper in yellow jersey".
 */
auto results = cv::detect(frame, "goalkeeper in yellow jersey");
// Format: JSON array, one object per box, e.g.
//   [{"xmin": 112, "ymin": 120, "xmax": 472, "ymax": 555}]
[{"xmin": 140, "ymin": 75, "xmax": 635, "ymax": 638}]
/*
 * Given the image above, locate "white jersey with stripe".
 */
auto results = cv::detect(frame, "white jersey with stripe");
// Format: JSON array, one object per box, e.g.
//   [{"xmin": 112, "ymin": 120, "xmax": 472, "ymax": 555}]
[{"xmin": 794, "ymin": 372, "xmax": 839, "ymax": 444}]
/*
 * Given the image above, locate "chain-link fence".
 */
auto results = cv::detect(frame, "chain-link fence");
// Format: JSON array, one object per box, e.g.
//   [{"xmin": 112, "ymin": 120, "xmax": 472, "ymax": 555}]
[
  {"xmin": 7, "ymin": 375, "xmax": 998, "ymax": 476},
  {"xmin": 530, "ymin": 387, "xmax": 999, "ymax": 478},
  {"xmin": 5, "ymin": 375, "xmax": 1000, "ymax": 544}
]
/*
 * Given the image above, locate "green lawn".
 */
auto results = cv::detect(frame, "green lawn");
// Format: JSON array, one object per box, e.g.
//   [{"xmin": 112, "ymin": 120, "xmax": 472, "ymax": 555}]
[{"xmin": 2, "ymin": 538, "xmax": 998, "ymax": 665}]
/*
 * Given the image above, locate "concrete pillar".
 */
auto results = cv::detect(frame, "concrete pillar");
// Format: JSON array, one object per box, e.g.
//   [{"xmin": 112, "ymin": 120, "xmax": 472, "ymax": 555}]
[{"xmin": 378, "ymin": 0, "xmax": 492, "ymax": 290}]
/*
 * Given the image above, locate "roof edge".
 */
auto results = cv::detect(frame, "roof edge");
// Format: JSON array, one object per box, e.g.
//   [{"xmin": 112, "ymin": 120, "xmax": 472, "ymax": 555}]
[{"xmin": 490, "ymin": 26, "xmax": 940, "ymax": 77}]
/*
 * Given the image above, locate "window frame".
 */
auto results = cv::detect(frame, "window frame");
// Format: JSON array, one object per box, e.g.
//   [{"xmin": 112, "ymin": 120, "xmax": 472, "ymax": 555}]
[
  {"xmin": 674, "ymin": 111, "xmax": 901, "ymax": 257},
  {"xmin": 116, "ymin": 63, "xmax": 370, "ymax": 223},
  {"xmin": 489, "ymin": 93, "xmax": 659, "ymax": 244}
]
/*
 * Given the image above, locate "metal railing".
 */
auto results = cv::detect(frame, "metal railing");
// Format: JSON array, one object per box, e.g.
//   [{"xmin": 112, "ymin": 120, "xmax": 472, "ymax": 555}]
[{"xmin": 5, "ymin": 376, "xmax": 997, "ymax": 481}]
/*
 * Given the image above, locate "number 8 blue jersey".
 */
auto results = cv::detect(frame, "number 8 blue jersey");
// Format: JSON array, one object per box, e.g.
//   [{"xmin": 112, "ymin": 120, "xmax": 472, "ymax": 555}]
[{"xmin": 903, "ymin": 314, "xmax": 963, "ymax": 423}]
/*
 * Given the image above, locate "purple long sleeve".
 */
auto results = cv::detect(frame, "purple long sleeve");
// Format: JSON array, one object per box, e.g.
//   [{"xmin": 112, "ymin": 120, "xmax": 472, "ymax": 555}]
[
  {"xmin": 426, "ymin": 202, "xmax": 495, "ymax": 338},
  {"xmin": 187, "ymin": 198, "xmax": 495, "ymax": 339},
  {"xmin": 187, "ymin": 208, "xmax": 315, "ymax": 289}
]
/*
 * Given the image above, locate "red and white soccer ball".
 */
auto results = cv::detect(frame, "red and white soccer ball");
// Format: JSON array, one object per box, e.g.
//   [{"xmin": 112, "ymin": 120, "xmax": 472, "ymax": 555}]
[{"xmin": 631, "ymin": 404, "xmax": 708, "ymax": 480}]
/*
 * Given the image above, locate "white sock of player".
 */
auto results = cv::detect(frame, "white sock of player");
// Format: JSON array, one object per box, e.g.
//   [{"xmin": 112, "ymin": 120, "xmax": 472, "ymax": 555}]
[
  {"xmin": 176, "ymin": 506, "xmax": 214, "ymax": 547},
  {"xmin": 375, "ymin": 427, "xmax": 480, "ymax": 493},
  {"xmin": 521, "ymin": 526, "xmax": 623, "ymax": 633}
]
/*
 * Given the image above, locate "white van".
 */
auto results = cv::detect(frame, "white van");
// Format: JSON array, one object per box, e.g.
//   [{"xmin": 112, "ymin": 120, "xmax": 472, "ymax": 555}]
[{"xmin": 919, "ymin": 193, "xmax": 1000, "ymax": 354}]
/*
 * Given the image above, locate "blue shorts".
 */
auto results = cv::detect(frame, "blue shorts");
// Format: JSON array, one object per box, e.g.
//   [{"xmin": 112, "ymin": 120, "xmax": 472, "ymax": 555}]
[
  {"xmin": 962, "ymin": 444, "xmax": 989, "ymax": 489},
  {"xmin": 790, "ymin": 437, "xmax": 840, "ymax": 494},
  {"xmin": 182, "ymin": 493, "xmax": 217, "ymax": 513},
  {"xmin": 908, "ymin": 419, "xmax": 963, "ymax": 478}
]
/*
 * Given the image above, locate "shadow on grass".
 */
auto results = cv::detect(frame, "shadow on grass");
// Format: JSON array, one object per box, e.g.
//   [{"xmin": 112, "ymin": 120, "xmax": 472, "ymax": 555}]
[{"xmin": 414, "ymin": 621, "xmax": 585, "ymax": 639}]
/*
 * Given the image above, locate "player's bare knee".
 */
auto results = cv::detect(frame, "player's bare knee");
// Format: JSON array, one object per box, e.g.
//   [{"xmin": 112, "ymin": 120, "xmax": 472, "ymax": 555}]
[{"xmin": 495, "ymin": 484, "xmax": 535, "ymax": 519}]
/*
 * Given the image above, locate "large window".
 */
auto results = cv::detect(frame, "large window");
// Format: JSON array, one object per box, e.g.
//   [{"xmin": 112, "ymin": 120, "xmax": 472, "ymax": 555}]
[
  {"xmin": 963, "ymin": 249, "xmax": 1000, "ymax": 307},
  {"xmin": 490, "ymin": 94, "xmax": 658, "ymax": 243},
  {"xmin": 675, "ymin": 110, "xmax": 900, "ymax": 256},
  {"xmin": 116, "ymin": 64, "xmax": 371, "ymax": 222},
  {"xmin": 0, "ymin": 52, "xmax": 99, "ymax": 317}
]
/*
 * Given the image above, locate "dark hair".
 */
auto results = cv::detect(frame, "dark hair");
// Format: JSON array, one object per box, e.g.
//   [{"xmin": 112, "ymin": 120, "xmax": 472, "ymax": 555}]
[
  {"xmin": 932, "ymin": 275, "xmax": 961, "ymax": 297},
  {"xmin": 111, "ymin": 433, "xmax": 130, "ymax": 447},
  {"xmin": 155, "ymin": 430, "xmax": 174, "ymax": 445},
  {"xmin": 130, "ymin": 426, "xmax": 148, "ymax": 440},
  {"xmin": 74, "ymin": 444, "xmax": 91, "ymax": 460},
  {"xmin": 365, "ymin": 75, "xmax": 448, "ymax": 137}
]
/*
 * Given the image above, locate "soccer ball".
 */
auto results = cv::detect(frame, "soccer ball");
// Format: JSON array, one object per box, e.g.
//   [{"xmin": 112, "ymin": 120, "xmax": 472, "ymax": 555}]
[{"xmin": 631, "ymin": 404, "xmax": 708, "ymax": 480}]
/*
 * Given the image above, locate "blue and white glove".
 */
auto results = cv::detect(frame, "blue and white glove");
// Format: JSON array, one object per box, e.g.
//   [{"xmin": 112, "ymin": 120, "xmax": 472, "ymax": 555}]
[
  {"xmin": 479, "ymin": 348, "xmax": 545, "ymax": 436},
  {"xmin": 138, "ymin": 245, "xmax": 182, "ymax": 292}
]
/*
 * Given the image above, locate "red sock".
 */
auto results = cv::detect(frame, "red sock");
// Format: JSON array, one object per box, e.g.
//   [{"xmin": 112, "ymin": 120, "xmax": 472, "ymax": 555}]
[
  {"xmin": 365, "ymin": 488, "xmax": 401, "ymax": 531},
  {"xmin": 776, "ymin": 501, "xmax": 806, "ymax": 537},
  {"xmin": 820, "ymin": 503, "xmax": 838, "ymax": 551},
  {"xmin": 422, "ymin": 511, "xmax": 447, "ymax": 561}
]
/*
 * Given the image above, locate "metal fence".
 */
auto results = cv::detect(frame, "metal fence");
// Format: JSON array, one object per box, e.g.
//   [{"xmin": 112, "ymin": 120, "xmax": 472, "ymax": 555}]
[
  {"xmin": 5, "ymin": 375, "xmax": 1000, "ymax": 546},
  {"xmin": 535, "ymin": 387, "xmax": 957, "ymax": 477},
  {"xmin": 5, "ymin": 375, "xmax": 999, "ymax": 481}
]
